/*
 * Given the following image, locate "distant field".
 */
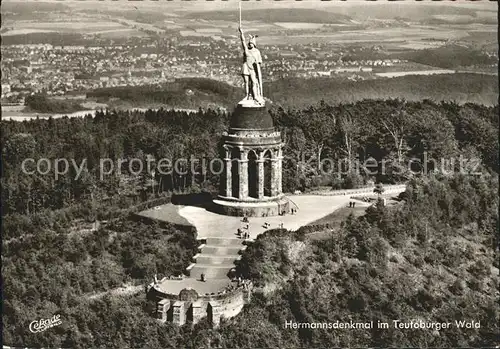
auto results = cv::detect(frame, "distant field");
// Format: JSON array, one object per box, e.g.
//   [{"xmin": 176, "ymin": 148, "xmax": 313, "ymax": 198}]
[
  {"xmin": 8, "ymin": 20, "xmax": 127, "ymax": 34},
  {"xmin": 195, "ymin": 28, "xmax": 223, "ymax": 33},
  {"xmin": 375, "ymin": 70, "xmax": 455, "ymax": 78},
  {"xmin": 433, "ymin": 14, "xmax": 476, "ymax": 22},
  {"xmin": 357, "ymin": 27, "xmax": 467, "ymax": 40},
  {"xmin": 275, "ymin": 22, "xmax": 326, "ymax": 29},
  {"xmin": 258, "ymin": 26, "xmax": 473, "ymax": 45},
  {"xmin": 180, "ymin": 31, "xmax": 216, "ymax": 37},
  {"xmin": 160, "ymin": 24, "xmax": 183, "ymax": 30},
  {"xmin": 185, "ymin": 8, "xmax": 352, "ymax": 24},
  {"xmin": 2, "ymin": 28, "xmax": 57, "ymax": 36},
  {"xmin": 94, "ymin": 29, "xmax": 148, "ymax": 38},
  {"xmin": 3, "ymin": 19, "xmax": 155, "ymax": 38},
  {"xmin": 1, "ymin": 109, "xmax": 95, "ymax": 121},
  {"xmin": 397, "ymin": 41, "xmax": 447, "ymax": 50}
]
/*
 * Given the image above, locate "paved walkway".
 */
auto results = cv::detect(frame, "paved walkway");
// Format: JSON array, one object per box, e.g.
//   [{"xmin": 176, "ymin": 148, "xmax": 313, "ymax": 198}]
[
  {"xmin": 153, "ymin": 188, "xmax": 406, "ymax": 295},
  {"xmin": 158, "ymin": 277, "xmax": 232, "ymax": 295},
  {"xmin": 179, "ymin": 195, "xmax": 352, "ymax": 240}
]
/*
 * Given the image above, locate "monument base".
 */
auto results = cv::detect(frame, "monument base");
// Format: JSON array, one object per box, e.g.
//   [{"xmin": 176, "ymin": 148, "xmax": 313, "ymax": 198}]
[
  {"xmin": 237, "ymin": 97, "xmax": 265, "ymax": 108},
  {"xmin": 212, "ymin": 195, "xmax": 290, "ymax": 217}
]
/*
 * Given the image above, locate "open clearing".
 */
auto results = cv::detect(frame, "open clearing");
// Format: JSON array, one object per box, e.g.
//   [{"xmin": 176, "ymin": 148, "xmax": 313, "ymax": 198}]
[
  {"xmin": 8, "ymin": 20, "xmax": 128, "ymax": 34},
  {"xmin": 2, "ymin": 29, "xmax": 57, "ymax": 36},
  {"xmin": 1, "ymin": 109, "xmax": 96, "ymax": 121},
  {"xmin": 258, "ymin": 25, "xmax": 475, "ymax": 45},
  {"xmin": 275, "ymin": 22, "xmax": 326, "ymax": 29}
]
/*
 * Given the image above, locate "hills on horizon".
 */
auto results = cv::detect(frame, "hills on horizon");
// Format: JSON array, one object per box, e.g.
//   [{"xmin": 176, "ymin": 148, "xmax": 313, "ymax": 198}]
[
  {"xmin": 2, "ymin": 2, "xmax": 496, "ymax": 25},
  {"xmin": 185, "ymin": 9, "xmax": 353, "ymax": 25},
  {"xmin": 184, "ymin": 4, "xmax": 495, "ymax": 25}
]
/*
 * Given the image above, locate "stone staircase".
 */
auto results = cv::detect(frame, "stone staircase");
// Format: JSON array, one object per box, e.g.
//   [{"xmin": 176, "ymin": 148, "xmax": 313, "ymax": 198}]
[
  {"xmin": 187, "ymin": 237, "xmax": 246, "ymax": 280},
  {"xmin": 196, "ymin": 255, "xmax": 240, "ymax": 265},
  {"xmin": 201, "ymin": 246, "xmax": 243, "ymax": 255}
]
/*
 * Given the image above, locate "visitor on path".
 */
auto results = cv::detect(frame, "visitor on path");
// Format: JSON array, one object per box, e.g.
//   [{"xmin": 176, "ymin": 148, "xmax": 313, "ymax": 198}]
[
  {"xmin": 201, "ymin": 273, "xmax": 205, "ymax": 282},
  {"xmin": 352, "ymin": 202, "xmax": 356, "ymax": 208}
]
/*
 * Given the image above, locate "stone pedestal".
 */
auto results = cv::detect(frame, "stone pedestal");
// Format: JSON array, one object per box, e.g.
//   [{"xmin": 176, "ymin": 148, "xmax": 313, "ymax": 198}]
[
  {"xmin": 209, "ymin": 302, "xmax": 222, "ymax": 328},
  {"xmin": 191, "ymin": 300, "xmax": 205, "ymax": 325},
  {"xmin": 172, "ymin": 301, "xmax": 186, "ymax": 326},
  {"xmin": 156, "ymin": 299, "xmax": 170, "ymax": 323}
]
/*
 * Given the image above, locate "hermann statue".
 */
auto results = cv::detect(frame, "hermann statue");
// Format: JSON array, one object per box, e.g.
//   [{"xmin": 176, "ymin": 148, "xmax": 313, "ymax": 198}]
[{"xmin": 238, "ymin": 26, "xmax": 265, "ymax": 106}]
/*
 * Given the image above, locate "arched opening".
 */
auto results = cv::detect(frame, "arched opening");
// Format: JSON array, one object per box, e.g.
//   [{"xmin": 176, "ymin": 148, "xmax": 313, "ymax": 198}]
[
  {"xmin": 231, "ymin": 148, "xmax": 240, "ymax": 198},
  {"xmin": 263, "ymin": 149, "xmax": 273, "ymax": 197},
  {"xmin": 247, "ymin": 150, "xmax": 258, "ymax": 198}
]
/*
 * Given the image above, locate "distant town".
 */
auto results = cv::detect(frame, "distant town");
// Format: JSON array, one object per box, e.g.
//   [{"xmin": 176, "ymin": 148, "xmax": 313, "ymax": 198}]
[{"xmin": 4, "ymin": 34, "xmax": 496, "ymax": 104}]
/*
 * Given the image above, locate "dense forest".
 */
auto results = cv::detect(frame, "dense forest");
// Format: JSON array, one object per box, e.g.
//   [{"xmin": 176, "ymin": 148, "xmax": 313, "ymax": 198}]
[
  {"xmin": 1, "ymin": 98, "xmax": 498, "ymax": 347},
  {"xmin": 1, "ymin": 33, "xmax": 89, "ymax": 46},
  {"xmin": 2, "ymin": 99, "xmax": 498, "ymax": 234},
  {"xmin": 401, "ymin": 45, "xmax": 498, "ymax": 69},
  {"xmin": 24, "ymin": 94, "xmax": 85, "ymax": 114},
  {"xmin": 231, "ymin": 175, "xmax": 499, "ymax": 348},
  {"xmin": 3, "ymin": 175, "xmax": 498, "ymax": 347},
  {"xmin": 2, "ymin": 217, "xmax": 198, "ymax": 347},
  {"xmin": 87, "ymin": 78, "xmax": 241, "ymax": 111},
  {"xmin": 266, "ymin": 74, "xmax": 498, "ymax": 107},
  {"xmin": 86, "ymin": 74, "xmax": 499, "ymax": 111}
]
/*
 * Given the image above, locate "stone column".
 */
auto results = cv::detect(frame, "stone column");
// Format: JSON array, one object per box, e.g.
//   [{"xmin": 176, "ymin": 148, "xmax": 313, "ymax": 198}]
[
  {"xmin": 224, "ymin": 149, "xmax": 232, "ymax": 197},
  {"xmin": 277, "ymin": 148, "xmax": 283, "ymax": 194},
  {"xmin": 270, "ymin": 152, "xmax": 279, "ymax": 197},
  {"xmin": 256, "ymin": 156, "xmax": 265, "ymax": 199},
  {"xmin": 238, "ymin": 149, "xmax": 249, "ymax": 199}
]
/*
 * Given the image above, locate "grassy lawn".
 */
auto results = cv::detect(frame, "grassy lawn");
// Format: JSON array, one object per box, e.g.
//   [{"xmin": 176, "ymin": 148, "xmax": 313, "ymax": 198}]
[
  {"xmin": 308, "ymin": 206, "xmax": 368, "ymax": 227},
  {"xmin": 305, "ymin": 194, "xmax": 402, "ymax": 240},
  {"xmin": 306, "ymin": 205, "xmax": 368, "ymax": 240},
  {"xmin": 137, "ymin": 203, "xmax": 193, "ymax": 227}
]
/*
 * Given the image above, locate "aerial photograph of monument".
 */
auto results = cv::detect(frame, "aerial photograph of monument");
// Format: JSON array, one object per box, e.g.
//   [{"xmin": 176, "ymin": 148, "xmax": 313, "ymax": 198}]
[{"xmin": 1, "ymin": 0, "xmax": 498, "ymax": 348}]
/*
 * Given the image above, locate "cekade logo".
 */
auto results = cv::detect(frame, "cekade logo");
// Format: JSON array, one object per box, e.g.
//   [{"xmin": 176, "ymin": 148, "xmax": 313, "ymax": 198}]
[{"xmin": 29, "ymin": 314, "xmax": 62, "ymax": 333}]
